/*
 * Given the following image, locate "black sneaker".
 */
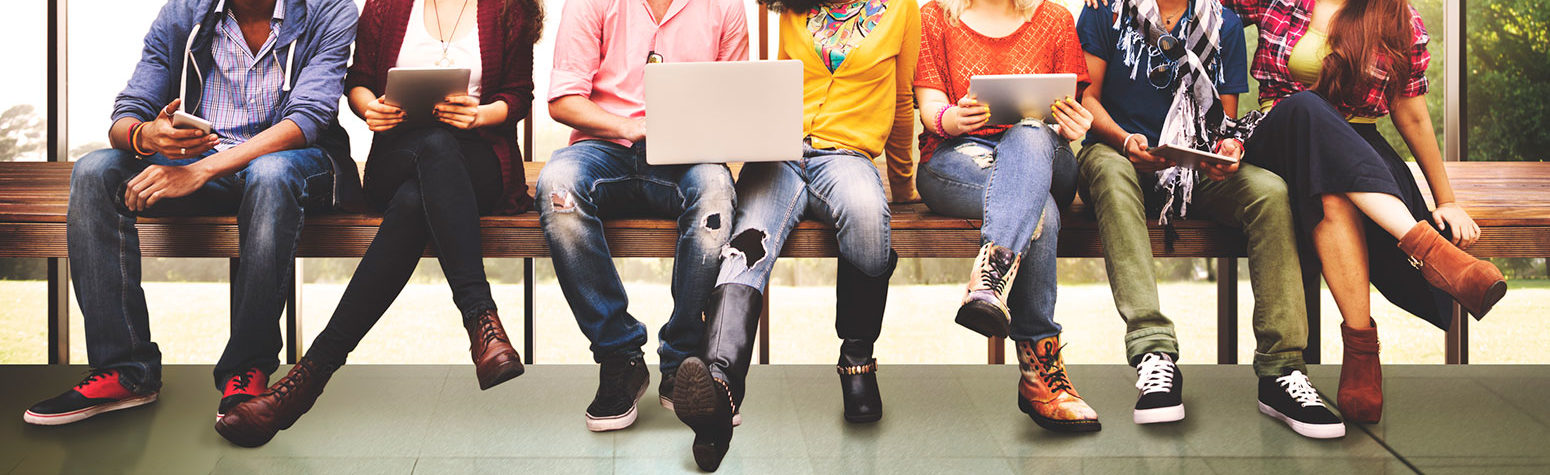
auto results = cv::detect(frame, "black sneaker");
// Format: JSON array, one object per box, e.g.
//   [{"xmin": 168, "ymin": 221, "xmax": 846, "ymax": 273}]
[
  {"xmin": 585, "ymin": 356, "xmax": 649, "ymax": 432},
  {"xmin": 24, "ymin": 369, "xmax": 158, "ymax": 426},
  {"xmin": 1258, "ymin": 370, "xmax": 1346, "ymax": 439},
  {"xmin": 1133, "ymin": 352, "xmax": 1185, "ymax": 424}
]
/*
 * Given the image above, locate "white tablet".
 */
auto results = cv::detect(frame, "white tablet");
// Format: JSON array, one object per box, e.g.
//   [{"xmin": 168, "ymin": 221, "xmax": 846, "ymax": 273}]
[
  {"xmin": 1150, "ymin": 143, "xmax": 1239, "ymax": 168},
  {"xmin": 384, "ymin": 67, "xmax": 471, "ymax": 129},
  {"xmin": 967, "ymin": 73, "xmax": 1079, "ymax": 126}
]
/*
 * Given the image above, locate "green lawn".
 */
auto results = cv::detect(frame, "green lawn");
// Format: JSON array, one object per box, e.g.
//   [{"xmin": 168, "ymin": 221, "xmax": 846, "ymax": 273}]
[{"xmin": 3, "ymin": 279, "xmax": 1547, "ymax": 366}]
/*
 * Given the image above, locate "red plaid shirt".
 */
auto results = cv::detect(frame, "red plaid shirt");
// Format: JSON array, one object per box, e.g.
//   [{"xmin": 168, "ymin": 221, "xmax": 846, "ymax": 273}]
[{"xmin": 1223, "ymin": 0, "xmax": 1430, "ymax": 119}]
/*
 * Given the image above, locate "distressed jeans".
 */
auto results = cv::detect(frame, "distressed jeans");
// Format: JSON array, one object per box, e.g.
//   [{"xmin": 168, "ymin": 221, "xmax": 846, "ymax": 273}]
[
  {"xmin": 917, "ymin": 123, "xmax": 1078, "ymax": 343},
  {"xmin": 717, "ymin": 145, "xmax": 893, "ymax": 288},
  {"xmin": 69, "ymin": 147, "xmax": 333, "ymax": 392},
  {"xmin": 536, "ymin": 140, "xmax": 735, "ymax": 373},
  {"xmin": 1077, "ymin": 142, "xmax": 1308, "ymax": 377}
]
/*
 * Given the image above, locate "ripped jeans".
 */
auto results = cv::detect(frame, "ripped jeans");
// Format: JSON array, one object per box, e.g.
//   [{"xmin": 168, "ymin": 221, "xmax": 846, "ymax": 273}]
[
  {"xmin": 536, "ymin": 140, "xmax": 735, "ymax": 373},
  {"xmin": 916, "ymin": 123, "xmax": 1077, "ymax": 343},
  {"xmin": 718, "ymin": 145, "xmax": 893, "ymax": 288}
]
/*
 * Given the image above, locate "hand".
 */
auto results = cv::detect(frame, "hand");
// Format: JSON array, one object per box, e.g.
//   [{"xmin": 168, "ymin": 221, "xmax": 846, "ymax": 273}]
[
  {"xmin": 435, "ymin": 94, "xmax": 481, "ymax": 129},
  {"xmin": 1085, "ymin": 0, "xmax": 1110, "ymax": 8},
  {"xmin": 1051, "ymin": 96, "xmax": 1093, "ymax": 141},
  {"xmin": 617, "ymin": 118, "xmax": 647, "ymax": 143},
  {"xmin": 1123, "ymin": 134, "xmax": 1173, "ymax": 172},
  {"xmin": 140, "ymin": 99, "xmax": 219, "ymax": 159},
  {"xmin": 946, "ymin": 95, "xmax": 990, "ymax": 135},
  {"xmin": 123, "ymin": 163, "xmax": 211, "ymax": 212},
  {"xmin": 1200, "ymin": 138, "xmax": 1243, "ymax": 181},
  {"xmin": 1432, "ymin": 203, "xmax": 1481, "ymax": 248},
  {"xmin": 364, "ymin": 96, "xmax": 405, "ymax": 132}
]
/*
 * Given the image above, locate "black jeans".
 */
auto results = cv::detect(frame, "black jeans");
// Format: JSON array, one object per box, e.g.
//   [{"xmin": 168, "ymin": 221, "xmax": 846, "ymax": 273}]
[{"xmin": 305, "ymin": 127, "xmax": 503, "ymax": 366}]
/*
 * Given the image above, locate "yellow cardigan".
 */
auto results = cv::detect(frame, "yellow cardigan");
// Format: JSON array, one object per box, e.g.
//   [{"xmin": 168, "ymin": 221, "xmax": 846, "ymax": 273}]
[{"xmin": 779, "ymin": 0, "xmax": 920, "ymax": 200}]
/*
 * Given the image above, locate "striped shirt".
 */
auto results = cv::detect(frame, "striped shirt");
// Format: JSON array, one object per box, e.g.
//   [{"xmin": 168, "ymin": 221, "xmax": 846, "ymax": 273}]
[{"xmin": 205, "ymin": 2, "xmax": 287, "ymax": 150}]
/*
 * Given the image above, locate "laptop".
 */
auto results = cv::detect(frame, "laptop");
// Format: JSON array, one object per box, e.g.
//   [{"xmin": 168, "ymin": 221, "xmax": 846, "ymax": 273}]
[{"xmin": 645, "ymin": 60, "xmax": 803, "ymax": 165}]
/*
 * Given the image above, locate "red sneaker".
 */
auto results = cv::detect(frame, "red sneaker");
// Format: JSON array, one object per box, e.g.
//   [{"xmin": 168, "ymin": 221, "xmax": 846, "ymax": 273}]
[
  {"xmin": 24, "ymin": 370, "xmax": 158, "ymax": 426},
  {"xmin": 218, "ymin": 368, "xmax": 268, "ymax": 421}
]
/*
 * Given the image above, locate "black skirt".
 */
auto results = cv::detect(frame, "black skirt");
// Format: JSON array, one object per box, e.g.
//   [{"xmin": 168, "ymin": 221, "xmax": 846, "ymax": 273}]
[{"xmin": 1245, "ymin": 91, "xmax": 1454, "ymax": 329}]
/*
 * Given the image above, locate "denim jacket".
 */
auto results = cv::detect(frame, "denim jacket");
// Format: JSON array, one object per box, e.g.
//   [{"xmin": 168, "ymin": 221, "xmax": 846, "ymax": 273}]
[{"xmin": 111, "ymin": 0, "xmax": 364, "ymax": 210}]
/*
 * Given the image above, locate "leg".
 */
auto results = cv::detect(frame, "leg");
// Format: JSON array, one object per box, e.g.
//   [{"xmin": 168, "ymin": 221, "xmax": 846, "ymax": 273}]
[
  {"xmin": 410, "ymin": 129, "xmax": 501, "ymax": 319},
  {"xmin": 638, "ymin": 162, "xmax": 735, "ymax": 374},
  {"xmin": 218, "ymin": 148, "xmax": 333, "ymax": 388},
  {"xmin": 67, "ymin": 149, "xmax": 162, "ymax": 393},
  {"xmin": 536, "ymin": 141, "xmax": 648, "ymax": 362},
  {"xmin": 1076, "ymin": 143, "xmax": 1178, "ymax": 363},
  {"xmin": 1191, "ymin": 165, "xmax": 1309, "ymax": 377},
  {"xmin": 1315, "ymin": 194, "xmax": 1374, "ymax": 328}
]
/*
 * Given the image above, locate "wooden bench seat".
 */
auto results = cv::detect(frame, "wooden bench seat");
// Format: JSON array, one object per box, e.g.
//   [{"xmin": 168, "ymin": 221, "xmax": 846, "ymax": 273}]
[{"xmin": 4, "ymin": 161, "xmax": 1546, "ymax": 259}]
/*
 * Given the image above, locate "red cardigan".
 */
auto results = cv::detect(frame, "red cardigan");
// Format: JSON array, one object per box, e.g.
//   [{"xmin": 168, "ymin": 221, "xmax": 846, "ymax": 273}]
[{"xmin": 346, "ymin": 0, "xmax": 537, "ymax": 213}]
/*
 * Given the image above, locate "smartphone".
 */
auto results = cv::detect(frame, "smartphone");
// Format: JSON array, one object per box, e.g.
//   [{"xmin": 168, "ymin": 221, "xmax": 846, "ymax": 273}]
[{"xmin": 172, "ymin": 111, "xmax": 214, "ymax": 135}]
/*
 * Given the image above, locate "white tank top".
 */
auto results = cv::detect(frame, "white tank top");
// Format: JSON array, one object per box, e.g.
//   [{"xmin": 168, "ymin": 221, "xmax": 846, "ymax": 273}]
[{"xmin": 396, "ymin": 0, "xmax": 482, "ymax": 100}]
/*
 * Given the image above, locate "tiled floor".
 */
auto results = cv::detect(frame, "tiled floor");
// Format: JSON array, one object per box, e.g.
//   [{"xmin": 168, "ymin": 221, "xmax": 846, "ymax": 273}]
[{"xmin": 3, "ymin": 364, "xmax": 1547, "ymax": 474}]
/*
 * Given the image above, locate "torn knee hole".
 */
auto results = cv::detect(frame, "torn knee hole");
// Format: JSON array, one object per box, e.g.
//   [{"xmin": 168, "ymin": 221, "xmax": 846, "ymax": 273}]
[
  {"xmin": 724, "ymin": 229, "xmax": 767, "ymax": 269},
  {"xmin": 550, "ymin": 191, "xmax": 577, "ymax": 212},
  {"xmin": 704, "ymin": 213, "xmax": 722, "ymax": 230}
]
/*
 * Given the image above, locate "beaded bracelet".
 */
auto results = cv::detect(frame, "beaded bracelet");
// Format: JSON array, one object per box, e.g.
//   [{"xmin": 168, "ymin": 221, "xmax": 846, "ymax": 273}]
[{"xmin": 934, "ymin": 105, "xmax": 953, "ymax": 136}]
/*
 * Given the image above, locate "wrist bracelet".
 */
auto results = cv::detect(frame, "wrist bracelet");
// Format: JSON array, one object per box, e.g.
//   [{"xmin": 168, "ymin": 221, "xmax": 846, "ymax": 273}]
[
  {"xmin": 129, "ymin": 121, "xmax": 152, "ymax": 157},
  {"xmin": 1122, "ymin": 133, "xmax": 1143, "ymax": 151},
  {"xmin": 935, "ymin": 105, "xmax": 953, "ymax": 136}
]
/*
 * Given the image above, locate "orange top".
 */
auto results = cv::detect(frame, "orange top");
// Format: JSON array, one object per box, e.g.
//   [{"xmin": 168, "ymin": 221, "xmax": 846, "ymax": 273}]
[{"xmin": 915, "ymin": 0, "xmax": 1089, "ymax": 162}]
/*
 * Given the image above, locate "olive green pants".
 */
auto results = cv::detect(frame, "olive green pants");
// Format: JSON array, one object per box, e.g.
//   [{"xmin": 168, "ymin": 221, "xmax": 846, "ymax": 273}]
[{"xmin": 1076, "ymin": 143, "xmax": 1307, "ymax": 377}]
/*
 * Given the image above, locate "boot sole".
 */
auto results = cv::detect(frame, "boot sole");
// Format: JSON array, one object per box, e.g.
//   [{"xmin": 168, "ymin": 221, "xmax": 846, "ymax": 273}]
[
  {"xmin": 477, "ymin": 358, "xmax": 526, "ymax": 391},
  {"xmin": 956, "ymin": 301, "xmax": 1010, "ymax": 338},
  {"xmin": 1259, "ymin": 402, "xmax": 1346, "ymax": 439},
  {"xmin": 1019, "ymin": 396, "xmax": 1101, "ymax": 433},
  {"xmin": 674, "ymin": 358, "xmax": 733, "ymax": 472},
  {"xmin": 1464, "ymin": 280, "xmax": 1508, "ymax": 320},
  {"xmin": 214, "ymin": 407, "xmax": 284, "ymax": 448},
  {"xmin": 24, "ymin": 393, "xmax": 158, "ymax": 426},
  {"xmin": 844, "ymin": 412, "xmax": 882, "ymax": 424}
]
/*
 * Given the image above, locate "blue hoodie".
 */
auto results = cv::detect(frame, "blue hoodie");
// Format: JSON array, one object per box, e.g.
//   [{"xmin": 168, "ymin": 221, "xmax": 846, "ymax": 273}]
[{"xmin": 111, "ymin": 0, "xmax": 358, "ymax": 171}]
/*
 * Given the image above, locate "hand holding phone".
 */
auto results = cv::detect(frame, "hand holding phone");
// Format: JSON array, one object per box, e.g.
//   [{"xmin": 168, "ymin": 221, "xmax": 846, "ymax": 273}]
[{"xmin": 139, "ymin": 99, "xmax": 219, "ymax": 159}]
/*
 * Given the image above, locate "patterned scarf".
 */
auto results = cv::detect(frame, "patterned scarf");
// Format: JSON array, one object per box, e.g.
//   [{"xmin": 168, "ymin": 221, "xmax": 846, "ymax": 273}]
[
  {"xmin": 808, "ymin": 0, "xmax": 888, "ymax": 72},
  {"xmin": 1110, "ymin": 0, "xmax": 1223, "ymax": 226}
]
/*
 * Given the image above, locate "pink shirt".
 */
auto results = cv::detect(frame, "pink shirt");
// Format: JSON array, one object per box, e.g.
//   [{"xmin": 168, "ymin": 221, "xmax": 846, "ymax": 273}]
[{"xmin": 549, "ymin": 0, "xmax": 750, "ymax": 146}]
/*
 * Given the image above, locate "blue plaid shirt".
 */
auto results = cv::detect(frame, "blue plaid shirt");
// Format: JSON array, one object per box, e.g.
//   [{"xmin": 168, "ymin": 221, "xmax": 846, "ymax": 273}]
[{"xmin": 205, "ymin": 2, "xmax": 286, "ymax": 150}]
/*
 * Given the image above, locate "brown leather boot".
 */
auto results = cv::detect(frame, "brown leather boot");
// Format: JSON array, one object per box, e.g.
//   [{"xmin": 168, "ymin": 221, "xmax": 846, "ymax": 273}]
[
  {"xmin": 1397, "ymin": 222, "xmax": 1508, "ymax": 318},
  {"xmin": 467, "ymin": 309, "xmax": 524, "ymax": 390},
  {"xmin": 1017, "ymin": 336, "xmax": 1101, "ymax": 432},
  {"xmin": 1337, "ymin": 321, "xmax": 1383, "ymax": 424},
  {"xmin": 214, "ymin": 358, "xmax": 337, "ymax": 447}
]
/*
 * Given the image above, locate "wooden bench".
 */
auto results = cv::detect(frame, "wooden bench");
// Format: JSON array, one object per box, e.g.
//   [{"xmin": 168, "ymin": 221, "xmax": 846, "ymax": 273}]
[{"xmin": 3, "ymin": 160, "xmax": 1547, "ymax": 365}]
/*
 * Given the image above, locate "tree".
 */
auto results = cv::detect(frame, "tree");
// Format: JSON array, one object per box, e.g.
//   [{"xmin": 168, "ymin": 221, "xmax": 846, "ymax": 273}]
[
  {"xmin": 1466, "ymin": 0, "xmax": 1550, "ymax": 162},
  {"xmin": 0, "ymin": 104, "xmax": 44, "ymax": 162}
]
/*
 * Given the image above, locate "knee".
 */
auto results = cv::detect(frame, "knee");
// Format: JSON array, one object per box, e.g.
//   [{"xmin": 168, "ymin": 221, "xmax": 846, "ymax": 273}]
[
  {"xmin": 1032, "ymin": 200, "xmax": 1062, "ymax": 241},
  {"xmin": 1078, "ymin": 146, "xmax": 1134, "ymax": 185},
  {"xmin": 1320, "ymin": 193, "xmax": 1359, "ymax": 221},
  {"xmin": 407, "ymin": 128, "xmax": 460, "ymax": 164},
  {"xmin": 1277, "ymin": 91, "xmax": 1340, "ymax": 118},
  {"xmin": 535, "ymin": 163, "xmax": 591, "ymax": 216},
  {"xmin": 1007, "ymin": 122, "xmax": 1061, "ymax": 150},
  {"xmin": 1238, "ymin": 167, "xmax": 1292, "ymax": 210},
  {"xmin": 71, "ymin": 149, "xmax": 134, "ymax": 195}
]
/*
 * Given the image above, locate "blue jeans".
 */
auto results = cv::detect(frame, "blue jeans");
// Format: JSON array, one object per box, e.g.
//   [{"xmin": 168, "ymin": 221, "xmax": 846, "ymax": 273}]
[
  {"xmin": 68, "ymin": 147, "xmax": 333, "ymax": 392},
  {"xmin": 916, "ymin": 123, "xmax": 1077, "ymax": 343},
  {"xmin": 718, "ymin": 145, "xmax": 893, "ymax": 288},
  {"xmin": 536, "ymin": 140, "xmax": 735, "ymax": 372}
]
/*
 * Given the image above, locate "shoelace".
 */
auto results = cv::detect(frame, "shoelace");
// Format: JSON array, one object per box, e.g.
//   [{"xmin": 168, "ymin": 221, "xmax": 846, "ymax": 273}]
[
  {"xmin": 1276, "ymin": 370, "xmax": 1324, "ymax": 407},
  {"xmin": 1035, "ymin": 340, "xmax": 1075, "ymax": 393},
  {"xmin": 477, "ymin": 313, "xmax": 507, "ymax": 346},
  {"xmin": 271, "ymin": 363, "xmax": 313, "ymax": 399},
  {"xmin": 226, "ymin": 369, "xmax": 258, "ymax": 394},
  {"xmin": 75, "ymin": 369, "xmax": 116, "ymax": 389},
  {"xmin": 978, "ymin": 254, "xmax": 1011, "ymax": 295},
  {"xmin": 1135, "ymin": 353, "xmax": 1175, "ymax": 395}
]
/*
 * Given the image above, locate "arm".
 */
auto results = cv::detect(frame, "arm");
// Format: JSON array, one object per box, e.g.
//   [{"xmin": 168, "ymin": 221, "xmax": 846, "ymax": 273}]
[
  {"xmin": 547, "ymin": 0, "xmax": 642, "ymax": 142},
  {"xmin": 885, "ymin": 0, "xmax": 922, "ymax": 202},
  {"xmin": 1080, "ymin": 52, "xmax": 1171, "ymax": 172},
  {"xmin": 717, "ymin": 0, "xmax": 750, "ymax": 61},
  {"xmin": 1391, "ymin": 94, "xmax": 1477, "ymax": 246},
  {"xmin": 277, "ymin": 0, "xmax": 358, "ymax": 146}
]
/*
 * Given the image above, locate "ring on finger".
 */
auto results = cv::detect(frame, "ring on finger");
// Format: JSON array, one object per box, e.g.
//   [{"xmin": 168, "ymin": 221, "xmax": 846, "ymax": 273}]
[{"xmin": 181, "ymin": 147, "xmax": 186, "ymax": 155}]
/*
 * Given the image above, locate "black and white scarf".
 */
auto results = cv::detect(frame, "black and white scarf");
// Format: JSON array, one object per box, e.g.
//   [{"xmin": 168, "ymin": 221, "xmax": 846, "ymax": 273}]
[{"xmin": 1111, "ymin": 0, "xmax": 1231, "ymax": 226}]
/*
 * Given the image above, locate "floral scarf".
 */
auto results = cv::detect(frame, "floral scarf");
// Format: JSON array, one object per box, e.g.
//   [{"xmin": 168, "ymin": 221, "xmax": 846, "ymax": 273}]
[{"xmin": 807, "ymin": 0, "xmax": 889, "ymax": 72}]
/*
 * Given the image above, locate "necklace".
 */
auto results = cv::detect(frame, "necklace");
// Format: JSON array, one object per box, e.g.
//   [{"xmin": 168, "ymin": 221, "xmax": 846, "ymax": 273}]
[{"xmin": 430, "ymin": 0, "xmax": 473, "ymax": 66}]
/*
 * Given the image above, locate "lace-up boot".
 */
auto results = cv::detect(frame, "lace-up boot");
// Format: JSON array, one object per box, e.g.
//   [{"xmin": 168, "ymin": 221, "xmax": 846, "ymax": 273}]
[
  {"xmin": 465, "ymin": 309, "xmax": 524, "ymax": 390},
  {"xmin": 956, "ymin": 243, "xmax": 1020, "ymax": 338},
  {"xmin": 1016, "ymin": 336, "xmax": 1100, "ymax": 432},
  {"xmin": 215, "ymin": 358, "xmax": 339, "ymax": 447}
]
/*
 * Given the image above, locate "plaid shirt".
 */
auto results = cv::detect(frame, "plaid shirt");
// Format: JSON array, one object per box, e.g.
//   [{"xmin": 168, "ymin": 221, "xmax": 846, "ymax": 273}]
[
  {"xmin": 205, "ymin": 3, "xmax": 287, "ymax": 150},
  {"xmin": 1224, "ymin": 0, "xmax": 1430, "ymax": 119}
]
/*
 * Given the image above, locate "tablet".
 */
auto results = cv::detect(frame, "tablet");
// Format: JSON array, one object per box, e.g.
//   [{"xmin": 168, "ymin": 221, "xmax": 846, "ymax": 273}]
[
  {"xmin": 384, "ymin": 67, "xmax": 471, "ymax": 129},
  {"xmin": 967, "ymin": 73, "xmax": 1079, "ymax": 126},
  {"xmin": 1149, "ymin": 143, "xmax": 1239, "ymax": 168}
]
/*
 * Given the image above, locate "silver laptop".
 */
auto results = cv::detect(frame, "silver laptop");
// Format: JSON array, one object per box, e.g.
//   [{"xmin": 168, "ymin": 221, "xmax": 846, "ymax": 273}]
[{"xmin": 645, "ymin": 60, "xmax": 803, "ymax": 165}]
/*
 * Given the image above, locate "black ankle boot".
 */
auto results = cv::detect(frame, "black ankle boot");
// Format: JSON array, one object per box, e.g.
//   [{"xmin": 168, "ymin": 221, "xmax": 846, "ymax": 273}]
[
  {"xmin": 835, "ymin": 250, "xmax": 896, "ymax": 423},
  {"xmin": 675, "ymin": 283, "xmax": 762, "ymax": 472}
]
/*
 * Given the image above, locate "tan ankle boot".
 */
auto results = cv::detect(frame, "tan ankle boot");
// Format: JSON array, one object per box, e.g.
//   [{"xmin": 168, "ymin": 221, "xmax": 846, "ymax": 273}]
[
  {"xmin": 1397, "ymin": 222, "xmax": 1507, "ymax": 318},
  {"xmin": 1337, "ymin": 321, "xmax": 1382, "ymax": 424},
  {"xmin": 1016, "ymin": 337, "xmax": 1100, "ymax": 432}
]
